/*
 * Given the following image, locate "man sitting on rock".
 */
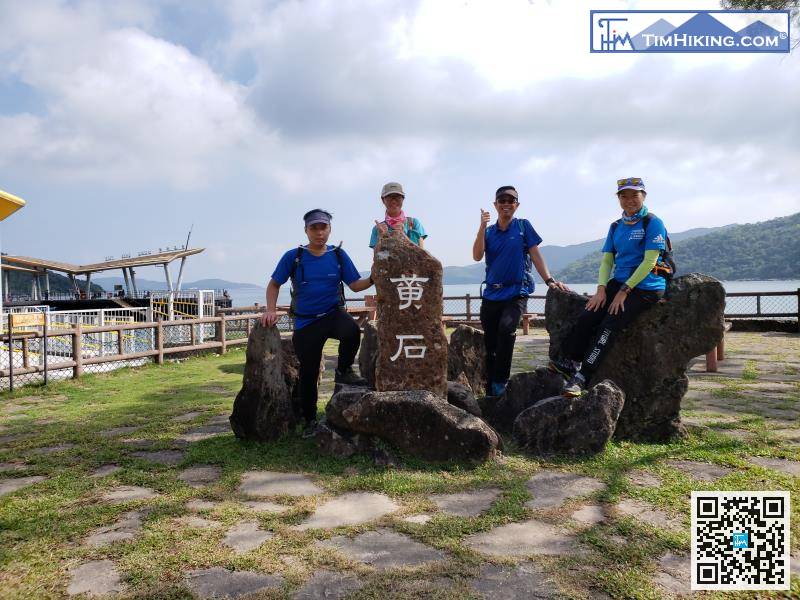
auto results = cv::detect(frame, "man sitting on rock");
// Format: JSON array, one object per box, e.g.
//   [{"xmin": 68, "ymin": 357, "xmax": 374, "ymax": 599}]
[
  {"xmin": 261, "ymin": 209, "xmax": 374, "ymax": 437},
  {"xmin": 549, "ymin": 177, "xmax": 671, "ymax": 397},
  {"xmin": 473, "ymin": 185, "xmax": 567, "ymax": 397}
]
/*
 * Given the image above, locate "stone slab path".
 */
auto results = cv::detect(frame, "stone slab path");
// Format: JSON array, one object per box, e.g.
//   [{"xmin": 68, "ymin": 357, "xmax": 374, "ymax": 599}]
[
  {"xmin": 131, "ymin": 450, "xmax": 185, "ymax": 466},
  {"xmin": 525, "ymin": 470, "xmax": 606, "ymax": 509},
  {"xmin": 67, "ymin": 560, "xmax": 124, "ymax": 597},
  {"xmin": 186, "ymin": 500, "xmax": 219, "ymax": 512},
  {"xmin": 293, "ymin": 492, "xmax": 399, "ymax": 530},
  {"xmin": 430, "ymin": 487, "xmax": 501, "ymax": 517},
  {"xmin": 616, "ymin": 499, "xmax": 684, "ymax": 531},
  {"xmin": 469, "ymin": 562, "xmax": 563, "ymax": 599},
  {"xmin": 748, "ymin": 456, "xmax": 800, "ymax": 477},
  {"xmin": 570, "ymin": 504, "xmax": 606, "ymax": 527},
  {"xmin": 241, "ymin": 500, "xmax": 290, "ymax": 514},
  {"xmin": 238, "ymin": 470, "xmax": 323, "ymax": 497},
  {"xmin": 653, "ymin": 552, "xmax": 691, "ymax": 596},
  {"xmin": 184, "ymin": 567, "xmax": 282, "ymax": 599},
  {"xmin": 0, "ymin": 476, "xmax": 45, "ymax": 497},
  {"xmin": 178, "ymin": 465, "xmax": 222, "ymax": 488},
  {"xmin": 465, "ymin": 519, "xmax": 578, "ymax": 557},
  {"xmin": 317, "ymin": 528, "xmax": 446, "ymax": 569},
  {"xmin": 85, "ymin": 510, "xmax": 145, "ymax": 547},
  {"xmin": 222, "ymin": 521, "xmax": 273, "ymax": 554},
  {"xmin": 627, "ymin": 470, "xmax": 661, "ymax": 488},
  {"xmin": 102, "ymin": 486, "xmax": 157, "ymax": 504},
  {"xmin": 293, "ymin": 570, "xmax": 363, "ymax": 599},
  {"xmin": 664, "ymin": 459, "xmax": 732, "ymax": 482},
  {"xmin": 90, "ymin": 464, "xmax": 121, "ymax": 478}
]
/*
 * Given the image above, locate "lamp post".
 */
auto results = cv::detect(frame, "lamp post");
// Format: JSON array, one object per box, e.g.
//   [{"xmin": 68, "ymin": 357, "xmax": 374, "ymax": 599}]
[{"xmin": 0, "ymin": 189, "xmax": 27, "ymax": 317}]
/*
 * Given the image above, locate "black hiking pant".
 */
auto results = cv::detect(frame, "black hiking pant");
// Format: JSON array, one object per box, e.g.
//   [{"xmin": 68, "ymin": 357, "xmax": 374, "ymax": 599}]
[
  {"xmin": 480, "ymin": 296, "xmax": 527, "ymax": 386},
  {"xmin": 562, "ymin": 279, "xmax": 662, "ymax": 379},
  {"xmin": 292, "ymin": 309, "xmax": 361, "ymax": 422}
]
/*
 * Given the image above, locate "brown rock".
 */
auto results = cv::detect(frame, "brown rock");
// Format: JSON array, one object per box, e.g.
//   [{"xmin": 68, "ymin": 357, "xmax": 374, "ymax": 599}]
[
  {"xmin": 447, "ymin": 325, "xmax": 487, "ymax": 396},
  {"xmin": 372, "ymin": 229, "xmax": 447, "ymax": 398},
  {"xmin": 357, "ymin": 320, "xmax": 379, "ymax": 388}
]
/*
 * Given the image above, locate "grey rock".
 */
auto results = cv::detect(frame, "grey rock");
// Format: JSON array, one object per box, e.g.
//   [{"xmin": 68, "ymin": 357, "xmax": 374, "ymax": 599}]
[
  {"xmin": 238, "ymin": 470, "xmax": 323, "ymax": 497},
  {"xmin": 0, "ymin": 476, "xmax": 46, "ymax": 497},
  {"xmin": 465, "ymin": 519, "xmax": 578, "ymax": 557},
  {"xmin": 402, "ymin": 514, "xmax": 433, "ymax": 524},
  {"xmin": 326, "ymin": 387, "xmax": 500, "ymax": 462},
  {"xmin": 525, "ymin": 471, "xmax": 606, "ymax": 510},
  {"xmin": 31, "ymin": 443, "xmax": 76, "ymax": 455},
  {"xmin": 171, "ymin": 411, "xmax": 203, "ymax": 422},
  {"xmin": 186, "ymin": 500, "xmax": 219, "ymax": 512},
  {"xmin": 293, "ymin": 570, "xmax": 363, "ymax": 599},
  {"xmin": 513, "ymin": 380, "xmax": 625, "ymax": 457},
  {"xmin": 293, "ymin": 492, "xmax": 399, "ymax": 530},
  {"xmin": 223, "ymin": 521, "xmax": 273, "ymax": 554},
  {"xmin": 177, "ymin": 516, "xmax": 219, "ymax": 529},
  {"xmin": 430, "ymin": 488, "xmax": 501, "ymax": 517},
  {"xmin": 482, "ymin": 367, "xmax": 565, "ymax": 432},
  {"xmin": 469, "ymin": 562, "xmax": 563, "ymax": 599},
  {"xmin": 446, "ymin": 381, "xmax": 482, "ymax": 417},
  {"xmin": 184, "ymin": 567, "xmax": 282, "ymax": 599},
  {"xmin": 67, "ymin": 560, "xmax": 124, "ymax": 597},
  {"xmin": 570, "ymin": 504, "xmax": 607, "ymax": 526},
  {"xmin": 178, "ymin": 465, "xmax": 222, "ymax": 488},
  {"xmin": 627, "ymin": 470, "xmax": 661, "ymax": 488},
  {"xmin": 447, "ymin": 324, "xmax": 488, "ymax": 397},
  {"xmin": 317, "ymin": 528, "xmax": 446, "ymax": 569},
  {"xmin": 98, "ymin": 426, "xmax": 140, "ymax": 438},
  {"xmin": 177, "ymin": 425, "xmax": 229, "ymax": 443},
  {"xmin": 357, "ymin": 320, "xmax": 378, "ymax": 389},
  {"xmin": 241, "ymin": 500, "xmax": 290, "ymax": 514},
  {"xmin": 546, "ymin": 274, "xmax": 726, "ymax": 441},
  {"xmin": 314, "ymin": 419, "xmax": 375, "ymax": 459},
  {"xmin": 0, "ymin": 461, "xmax": 27, "ymax": 472},
  {"xmin": 654, "ymin": 552, "xmax": 691, "ymax": 596}
]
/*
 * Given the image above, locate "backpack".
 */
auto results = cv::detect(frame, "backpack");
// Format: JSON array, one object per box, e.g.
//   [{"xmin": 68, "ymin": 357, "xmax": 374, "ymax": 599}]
[
  {"xmin": 288, "ymin": 244, "xmax": 346, "ymax": 319},
  {"xmin": 609, "ymin": 213, "xmax": 676, "ymax": 280},
  {"xmin": 480, "ymin": 219, "xmax": 534, "ymax": 297}
]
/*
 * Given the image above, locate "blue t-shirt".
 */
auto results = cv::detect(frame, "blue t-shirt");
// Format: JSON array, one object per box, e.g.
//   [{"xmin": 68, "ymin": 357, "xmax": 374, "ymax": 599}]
[
  {"xmin": 482, "ymin": 218, "xmax": 542, "ymax": 301},
  {"xmin": 601, "ymin": 215, "xmax": 668, "ymax": 291},
  {"xmin": 271, "ymin": 245, "xmax": 361, "ymax": 329},
  {"xmin": 369, "ymin": 217, "xmax": 427, "ymax": 248}
]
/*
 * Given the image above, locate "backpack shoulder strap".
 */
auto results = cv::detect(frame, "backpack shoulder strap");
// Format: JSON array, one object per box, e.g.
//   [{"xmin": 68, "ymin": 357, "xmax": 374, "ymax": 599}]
[
  {"xmin": 289, "ymin": 245, "xmax": 304, "ymax": 280},
  {"xmin": 333, "ymin": 242, "xmax": 343, "ymax": 264}
]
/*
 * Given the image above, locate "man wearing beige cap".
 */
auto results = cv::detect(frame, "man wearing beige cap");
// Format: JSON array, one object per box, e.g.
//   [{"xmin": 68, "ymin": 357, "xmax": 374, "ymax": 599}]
[{"xmin": 369, "ymin": 182, "xmax": 427, "ymax": 248}]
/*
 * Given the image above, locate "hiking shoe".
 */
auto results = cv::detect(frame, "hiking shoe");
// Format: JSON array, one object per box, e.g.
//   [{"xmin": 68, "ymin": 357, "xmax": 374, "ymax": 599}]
[
  {"xmin": 562, "ymin": 373, "xmax": 586, "ymax": 398},
  {"xmin": 334, "ymin": 367, "xmax": 367, "ymax": 386},
  {"xmin": 548, "ymin": 358, "xmax": 579, "ymax": 380},
  {"xmin": 301, "ymin": 420, "xmax": 318, "ymax": 439},
  {"xmin": 490, "ymin": 381, "xmax": 508, "ymax": 396}
]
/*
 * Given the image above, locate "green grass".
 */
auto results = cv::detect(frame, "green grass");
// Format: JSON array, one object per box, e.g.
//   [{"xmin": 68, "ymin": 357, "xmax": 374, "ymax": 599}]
[
  {"xmin": 1, "ymin": 334, "xmax": 799, "ymax": 599},
  {"xmin": 741, "ymin": 360, "xmax": 759, "ymax": 381}
]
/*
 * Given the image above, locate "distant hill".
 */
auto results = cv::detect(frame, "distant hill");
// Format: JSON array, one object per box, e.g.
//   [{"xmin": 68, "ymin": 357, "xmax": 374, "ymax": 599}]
[
  {"xmin": 4, "ymin": 270, "xmax": 103, "ymax": 296},
  {"xmin": 556, "ymin": 212, "xmax": 800, "ymax": 283},
  {"xmin": 439, "ymin": 223, "xmax": 725, "ymax": 284}
]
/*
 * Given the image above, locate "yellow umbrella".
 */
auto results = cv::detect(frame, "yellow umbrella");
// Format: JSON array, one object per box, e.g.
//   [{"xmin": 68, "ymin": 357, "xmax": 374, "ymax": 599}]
[{"xmin": 0, "ymin": 188, "xmax": 26, "ymax": 221}]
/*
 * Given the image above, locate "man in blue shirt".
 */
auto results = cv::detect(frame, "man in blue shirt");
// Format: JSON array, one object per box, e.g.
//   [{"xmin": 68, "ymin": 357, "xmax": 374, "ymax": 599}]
[
  {"xmin": 262, "ymin": 209, "xmax": 374, "ymax": 436},
  {"xmin": 472, "ymin": 186, "xmax": 568, "ymax": 396},
  {"xmin": 550, "ymin": 177, "xmax": 670, "ymax": 397}
]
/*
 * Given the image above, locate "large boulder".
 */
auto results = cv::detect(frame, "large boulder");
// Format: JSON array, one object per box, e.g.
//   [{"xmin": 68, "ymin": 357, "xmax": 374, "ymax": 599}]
[
  {"xmin": 372, "ymin": 229, "xmax": 448, "ymax": 398},
  {"xmin": 480, "ymin": 367, "xmax": 565, "ymax": 432},
  {"xmin": 446, "ymin": 381, "xmax": 482, "ymax": 417},
  {"xmin": 447, "ymin": 325, "xmax": 487, "ymax": 397},
  {"xmin": 357, "ymin": 320, "xmax": 378, "ymax": 388},
  {"xmin": 546, "ymin": 274, "xmax": 726, "ymax": 442},
  {"xmin": 229, "ymin": 324, "xmax": 296, "ymax": 441},
  {"xmin": 326, "ymin": 388, "xmax": 500, "ymax": 462},
  {"xmin": 512, "ymin": 380, "xmax": 625, "ymax": 457}
]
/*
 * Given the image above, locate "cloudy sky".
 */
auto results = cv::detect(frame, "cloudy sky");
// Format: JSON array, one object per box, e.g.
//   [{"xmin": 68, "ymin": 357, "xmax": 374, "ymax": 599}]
[{"xmin": 1, "ymin": 0, "xmax": 798, "ymax": 286}]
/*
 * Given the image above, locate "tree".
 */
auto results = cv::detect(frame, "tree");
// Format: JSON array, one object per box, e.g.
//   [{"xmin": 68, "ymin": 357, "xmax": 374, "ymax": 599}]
[{"xmin": 721, "ymin": 0, "xmax": 800, "ymax": 49}]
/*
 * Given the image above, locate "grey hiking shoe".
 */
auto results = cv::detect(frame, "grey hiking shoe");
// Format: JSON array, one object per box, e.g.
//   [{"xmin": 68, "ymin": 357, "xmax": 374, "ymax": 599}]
[
  {"xmin": 562, "ymin": 373, "xmax": 586, "ymax": 397},
  {"xmin": 334, "ymin": 367, "xmax": 367, "ymax": 386},
  {"xmin": 548, "ymin": 357, "xmax": 579, "ymax": 380},
  {"xmin": 301, "ymin": 420, "xmax": 318, "ymax": 439}
]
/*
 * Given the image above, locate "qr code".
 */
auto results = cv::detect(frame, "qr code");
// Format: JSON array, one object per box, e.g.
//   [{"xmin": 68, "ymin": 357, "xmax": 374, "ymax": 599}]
[{"xmin": 691, "ymin": 491, "xmax": 790, "ymax": 591}]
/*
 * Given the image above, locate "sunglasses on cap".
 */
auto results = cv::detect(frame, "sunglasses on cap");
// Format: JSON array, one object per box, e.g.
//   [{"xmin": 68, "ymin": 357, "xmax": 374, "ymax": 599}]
[{"xmin": 617, "ymin": 177, "xmax": 643, "ymax": 187}]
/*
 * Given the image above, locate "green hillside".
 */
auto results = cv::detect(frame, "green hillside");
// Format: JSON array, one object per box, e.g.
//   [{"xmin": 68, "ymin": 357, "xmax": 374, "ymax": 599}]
[
  {"xmin": 556, "ymin": 212, "xmax": 800, "ymax": 283},
  {"xmin": 4, "ymin": 270, "xmax": 104, "ymax": 297}
]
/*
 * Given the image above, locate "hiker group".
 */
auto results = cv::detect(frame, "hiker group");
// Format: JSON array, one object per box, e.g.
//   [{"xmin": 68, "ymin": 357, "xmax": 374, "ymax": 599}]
[{"xmin": 261, "ymin": 178, "xmax": 674, "ymax": 436}]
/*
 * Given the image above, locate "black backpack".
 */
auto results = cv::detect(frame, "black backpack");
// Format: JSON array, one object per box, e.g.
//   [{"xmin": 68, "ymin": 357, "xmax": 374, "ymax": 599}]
[
  {"xmin": 610, "ymin": 213, "xmax": 676, "ymax": 280},
  {"xmin": 288, "ymin": 244, "xmax": 346, "ymax": 318}
]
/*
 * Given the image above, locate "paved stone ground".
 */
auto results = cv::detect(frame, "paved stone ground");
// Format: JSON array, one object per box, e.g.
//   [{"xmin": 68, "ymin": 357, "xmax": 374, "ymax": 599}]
[{"xmin": 1, "ymin": 330, "xmax": 797, "ymax": 598}]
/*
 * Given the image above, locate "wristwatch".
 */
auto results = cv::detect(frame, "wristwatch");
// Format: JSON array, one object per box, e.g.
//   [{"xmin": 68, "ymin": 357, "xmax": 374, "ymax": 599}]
[
  {"xmin": 544, "ymin": 277, "xmax": 555, "ymax": 286},
  {"xmin": 620, "ymin": 284, "xmax": 632, "ymax": 294}
]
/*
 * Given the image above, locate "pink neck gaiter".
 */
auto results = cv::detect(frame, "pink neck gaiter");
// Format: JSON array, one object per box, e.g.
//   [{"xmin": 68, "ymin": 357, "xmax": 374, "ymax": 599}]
[{"xmin": 385, "ymin": 210, "xmax": 407, "ymax": 229}]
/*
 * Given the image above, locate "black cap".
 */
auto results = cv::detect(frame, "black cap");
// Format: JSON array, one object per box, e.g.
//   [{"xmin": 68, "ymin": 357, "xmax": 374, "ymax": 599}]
[{"xmin": 495, "ymin": 186, "xmax": 518, "ymax": 200}]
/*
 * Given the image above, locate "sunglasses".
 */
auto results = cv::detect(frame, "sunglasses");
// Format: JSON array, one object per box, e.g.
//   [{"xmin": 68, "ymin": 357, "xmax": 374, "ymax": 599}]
[
  {"xmin": 496, "ymin": 196, "xmax": 518, "ymax": 204},
  {"xmin": 617, "ymin": 178, "xmax": 642, "ymax": 186}
]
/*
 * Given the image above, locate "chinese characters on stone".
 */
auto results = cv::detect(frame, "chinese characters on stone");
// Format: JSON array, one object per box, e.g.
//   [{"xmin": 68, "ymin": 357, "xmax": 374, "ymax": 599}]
[{"xmin": 388, "ymin": 274, "xmax": 430, "ymax": 362}]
